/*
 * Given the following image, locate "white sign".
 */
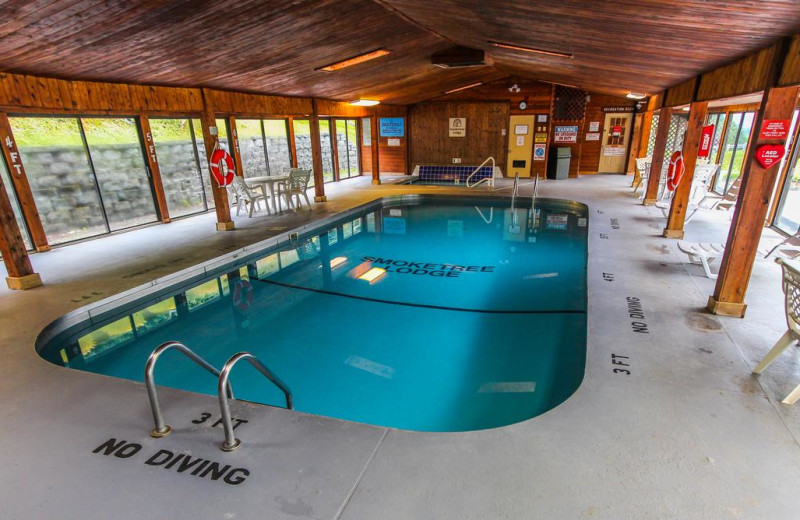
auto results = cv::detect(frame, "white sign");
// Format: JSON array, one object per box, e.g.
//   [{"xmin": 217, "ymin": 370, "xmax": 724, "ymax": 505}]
[
  {"xmin": 553, "ymin": 126, "xmax": 578, "ymax": 143},
  {"xmin": 514, "ymin": 124, "xmax": 529, "ymax": 135},
  {"xmin": 533, "ymin": 144, "xmax": 546, "ymax": 161},
  {"xmin": 387, "ymin": 138, "xmax": 401, "ymax": 147},
  {"xmin": 603, "ymin": 146, "xmax": 626, "ymax": 157},
  {"xmin": 589, "ymin": 121, "xmax": 600, "ymax": 132},
  {"xmin": 449, "ymin": 118, "xmax": 466, "ymax": 137},
  {"xmin": 537, "ymin": 114, "xmax": 548, "ymax": 123},
  {"xmin": 516, "ymin": 136, "xmax": 525, "ymax": 146},
  {"xmin": 585, "ymin": 132, "xmax": 600, "ymax": 141}
]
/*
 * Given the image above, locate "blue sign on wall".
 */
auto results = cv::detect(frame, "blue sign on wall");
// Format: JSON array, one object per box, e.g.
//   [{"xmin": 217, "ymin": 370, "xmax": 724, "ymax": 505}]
[{"xmin": 380, "ymin": 118, "xmax": 404, "ymax": 137}]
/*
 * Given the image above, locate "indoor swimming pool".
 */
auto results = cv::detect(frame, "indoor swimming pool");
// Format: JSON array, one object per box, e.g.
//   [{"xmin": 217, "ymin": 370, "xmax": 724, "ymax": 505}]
[{"xmin": 38, "ymin": 196, "xmax": 588, "ymax": 432}]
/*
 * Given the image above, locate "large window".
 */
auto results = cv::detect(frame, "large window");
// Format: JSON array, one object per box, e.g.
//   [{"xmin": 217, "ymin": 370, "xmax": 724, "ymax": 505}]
[
  {"xmin": 293, "ymin": 119, "xmax": 312, "ymax": 173},
  {"xmin": 774, "ymin": 110, "xmax": 800, "ymax": 235},
  {"xmin": 237, "ymin": 119, "xmax": 292, "ymax": 177},
  {"xmin": 713, "ymin": 112, "xmax": 755, "ymax": 194},
  {"xmin": 335, "ymin": 119, "xmax": 360, "ymax": 179},
  {"xmin": 264, "ymin": 120, "xmax": 291, "ymax": 175},
  {"xmin": 150, "ymin": 118, "xmax": 209, "ymax": 218},
  {"xmin": 190, "ymin": 119, "xmax": 216, "ymax": 209},
  {"xmin": 705, "ymin": 112, "xmax": 727, "ymax": 163},
  {"xmin": 319, "ymin": 120, "xmax": 334, "ymax": 183},
  {"xmin": 0, "ymin": 154, "xmax": 32, "ymax": 250}
]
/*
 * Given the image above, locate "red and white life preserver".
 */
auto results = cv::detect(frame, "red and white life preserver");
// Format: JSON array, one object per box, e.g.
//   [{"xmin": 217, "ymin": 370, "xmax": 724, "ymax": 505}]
[
  {"xmin": 209, "ymin": 148, "xmax": 235, "ymax": 187},
  {"xmin": 666, "ymin": 151, "xmax": 685, "ymax": 191},
  {"xmin": 232, "ymin": 279, "xmax": 254, "ymax": 312}
]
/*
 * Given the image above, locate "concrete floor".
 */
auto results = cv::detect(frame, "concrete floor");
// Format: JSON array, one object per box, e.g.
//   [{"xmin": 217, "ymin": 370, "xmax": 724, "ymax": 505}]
[{"xmin": 1, "ymin": 174, "xmax": 799, "ymax": 519}]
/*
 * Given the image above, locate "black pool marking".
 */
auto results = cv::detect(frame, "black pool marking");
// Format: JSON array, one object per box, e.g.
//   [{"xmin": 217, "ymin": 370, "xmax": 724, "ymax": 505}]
[{"xmin": 255, "ymin": 278, "xmax": 586, "ymax": 315}]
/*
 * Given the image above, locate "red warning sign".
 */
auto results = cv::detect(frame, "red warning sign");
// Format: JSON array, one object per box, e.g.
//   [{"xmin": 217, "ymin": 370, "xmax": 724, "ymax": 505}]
[
  {"xmin": 759, "ymin": 119, "xmax": 790, "ymax": 140},
  {"xmin": 698, "ymin": 125, "xmax": 714, "ymax": 158},
  {"xmin": 754, "ymin": 144, "xmax": 785, "ymax": 169}
]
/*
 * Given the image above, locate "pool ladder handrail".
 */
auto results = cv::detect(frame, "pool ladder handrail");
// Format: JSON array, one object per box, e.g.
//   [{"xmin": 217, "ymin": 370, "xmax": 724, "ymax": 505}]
[
  {"xmin": 145, "ymin": 341, "xmax": 233, "ymax": 438},
  {"xmin": 466, "ymin": 156, "xmax": 495, "ymax": 188},
  {"xmin": 218, "ymin": 351, "xmax": 293, "ymax": 452}
]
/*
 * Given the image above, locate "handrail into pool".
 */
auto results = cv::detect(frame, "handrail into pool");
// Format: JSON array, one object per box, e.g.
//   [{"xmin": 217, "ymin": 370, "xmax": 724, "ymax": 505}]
[
  {"xmin": 145, "ymin": 341, "xmax": 232, "ymax": 438},
  {"xmin": 218, "ymin": 352, "xmax": 293, "ymax": 452},
  {"xmin": 466, "ymin": 156, "xmax": 495, "ymax": 188}
]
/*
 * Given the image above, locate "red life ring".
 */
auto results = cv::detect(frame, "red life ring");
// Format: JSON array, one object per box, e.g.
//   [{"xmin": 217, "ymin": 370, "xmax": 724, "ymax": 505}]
[
  {"xmin": 232, "ymin": 279, "xmax": 254, "ymax": 312},
  {"xmin": 210, "ymin": 148, "xmax": 235, "ymax": 187},
  {"xmin": 666, "ymin": 151, "xmax": 685, "ymax": 191}
]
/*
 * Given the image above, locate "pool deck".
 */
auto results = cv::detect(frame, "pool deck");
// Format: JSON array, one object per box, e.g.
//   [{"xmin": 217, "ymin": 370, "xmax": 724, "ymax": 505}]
[{"xmin": 2, "ymin": 174, "xmax": 799, "ymax": 519}]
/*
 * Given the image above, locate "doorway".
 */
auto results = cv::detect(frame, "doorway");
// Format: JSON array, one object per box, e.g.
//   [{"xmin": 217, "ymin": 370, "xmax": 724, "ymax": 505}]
[
  {"xmin": 507, "ymin": 115, "xmax": 535, "ymax": 178},
  {"xmin": 598, "ymin": 113, "xmax": 633, "ymax": 173}
]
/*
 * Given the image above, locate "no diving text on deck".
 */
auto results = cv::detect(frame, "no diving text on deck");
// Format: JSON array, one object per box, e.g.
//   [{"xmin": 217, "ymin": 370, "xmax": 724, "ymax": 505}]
[{"xmin": 362, "ymin": 257, "xmax": 495, "ymax": 278}]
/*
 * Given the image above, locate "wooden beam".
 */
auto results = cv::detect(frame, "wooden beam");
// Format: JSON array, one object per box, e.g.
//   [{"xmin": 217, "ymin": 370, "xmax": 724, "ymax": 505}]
[
  {"xmin": 663, "ymin": 101, "xmax": 708, "ymax": 239},
  {"xmin": 0, "ymin": 169, "xmax": 40, "ymax": 290},
  {"xmin": 643, "ymin": 108, "xmax": 672, "ymax": 205},
  {"xmin": 138, "ymin": 116, "xmax": 170, "ymax": 223},
  {"xmin": 0, "ymin": 112, "xmax": 49, "ymax": 251},
  {"xmin": 228, "ymin": 116, "xmax": 245, "ymax": 178},
  {"xmin": 370, "ymin": 116, "xmax": 381, "ymax": 184},
  {"xmin": 708, "ymin": 84, "xmax": 799, "ymax": 317},
  {"xmin": 626, "ymin": 112, "xmax": 644, "ymax": 174},
  {"xmin": 287, "ymin": 117, "xmax": 298, "ymax": 168},
  {"xmin": 309, "ymin": 100, "xmax": 326, "ymax": 202},
  {"xmin": 199, "ymin": 90, "xmax": 233, "ymax": 231}
]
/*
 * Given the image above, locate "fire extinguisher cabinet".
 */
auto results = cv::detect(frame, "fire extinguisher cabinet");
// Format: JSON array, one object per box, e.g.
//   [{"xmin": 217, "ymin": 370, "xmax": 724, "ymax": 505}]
[{"xmin": 547, "ymin": 147, "xmax": 572, "ymax": 180}]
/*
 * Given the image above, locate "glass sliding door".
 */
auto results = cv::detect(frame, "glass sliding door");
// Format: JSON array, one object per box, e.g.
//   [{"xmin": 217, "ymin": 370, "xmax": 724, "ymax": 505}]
[
  {"xmin": 335, "ymin": 119, "xmax": 360, "ymax": 179},
  {"xmin": 149, "ymin": 118, "xmax": 208, "ymax": 218},
  {"xmin": 319, "ymin": 120, "xmax": 334, "ymax": 183},
  {"xmin": 81, "ymin": 117, "xmax": 158, "ymax": 231},
  {"xmin": 10, "ymin": 117, "xmax": 108, "ymax": 244},
  {"xmin": 774, "ymin": 110, "xmax": 800, "ymax": 234},
  {"xmin": 293, "ymin": 120, "xmax": 313, "ymax": 185},
  {"xmin": 0, "ymin": 155, "xmax": 32, "ymax": 250},
  {"xmin": 713, "ymin": 112, "xmax": 755, "ymax": 194},
  {"xmin": 705, "ymin": 112, "xmax": 727, "ymax": 164},
  {"xmin": 263, "ymin": 120, "xmax": 291, "ymax": 176},
  {"xmin": 237, "ymin": 119, "xmax": 268, "ymax": 178},
  {"xmin": 191, "ymin": 119, "xmax": 215, "ymax": 209}
]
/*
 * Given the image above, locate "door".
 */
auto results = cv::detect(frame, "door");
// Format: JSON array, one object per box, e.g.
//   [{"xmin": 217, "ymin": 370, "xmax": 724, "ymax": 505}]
[
  {"xmin": 507, "ymin": 115, "xmax": 535, "ymax": 178},
  {"xmin": 598, "ymin": 113, "xmax": 633, "ymax": 173}
]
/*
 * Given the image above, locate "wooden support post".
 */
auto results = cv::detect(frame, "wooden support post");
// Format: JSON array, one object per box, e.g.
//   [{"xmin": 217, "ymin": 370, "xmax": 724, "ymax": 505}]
[
  {"xmin": 626, "ymin": 112, "xmax": 644, "ymax": 174},
  {"xmin": 707, "ymin": 84, "xmax": 800, "ymax": 317},
  {"xmin": 637, "ymin": 111, "xmax": 654, "ymax": 159},
  {"xmin": 228, "ymin": 116, "xmax": 244, "ymax": 177},
  {"xmin": 663, "ymin": 101, "xmax": 708, "ymax": 239},
  {"xmin": 330, "ymin": 119, "xmax": 340, "ymax": 181},
  {"xmin": 309, "ymin": 100, "xmax": 327, "ymax": 202},
  {"xmin": 287, "ymin": 117, "xmax": 298, "ymax": 168},
  {"xmin": 199, "ymin": 90, "xmax": 233, "ymax": 231},
  {"xmin": 643, "ymin": 108, "xmax": 672, "ymax": 205},
  {"xmin": 370, "ymin": 116, "xmax": 380, "ymax": 185},
  {"xmin": 138, "ymin": 116, "xmax": 171, "ymax": 223},
  {"xmin": 0, "ymin": 171, "xmax": 41, "ymax": 289},
  {"xmin": 0, "ymin": 112, "xmax": 49, "ymax": 251}
]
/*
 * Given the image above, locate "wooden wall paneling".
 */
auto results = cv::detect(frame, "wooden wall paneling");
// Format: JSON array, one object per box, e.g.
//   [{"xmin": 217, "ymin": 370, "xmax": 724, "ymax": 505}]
[
  {"xmin": 646, "ymin": 93, "xmax": 664, "ymax": 112},
  {"xmin": 138, "ymin": 116, "xmax": 171, "ymax": 223},
  {"xmin": 0, "ymin": 170, "xmax": 41, "ymax": 289},
  {"xmin": 663, "ymin": 101, "xmax": 709, "ymax": 238},
  {"xmin": 370, "ymin": 116, "xmax": 380, "ymax": 184},
  {"xmin": 577, "ymin": 93, "xmax": 634, "ymax": 174},
  {"xmin": 0, "ymin": 112, "xmax": 49, "ymax": 251},
  {"xmin": 643, "ymin": 108, "xmax": 673, "ymax": 204},
  {"xmin": 315, "ymin": 99, "xmax": 407, "ymax": 118},
  {"xmin": 779, "ymin": 35, "xmax": 800, "ymax": 86},
  {"xmin": 664, "ymin": 77, "xmax": 696, "ymax": 108},
  {"xmin": 199, "ymin": 92, "xmax": 233, "ymax": 230},
  {"xmin": 709, "ymin": 85, "xmax": 800, "ymax": 317},
  {"xmin": 697, "ymin": 43, "xmax": 780, "ymax": 102},
  {"xmin": 228, "ymin": 116, "xmax": 245, "ymax": 177}
]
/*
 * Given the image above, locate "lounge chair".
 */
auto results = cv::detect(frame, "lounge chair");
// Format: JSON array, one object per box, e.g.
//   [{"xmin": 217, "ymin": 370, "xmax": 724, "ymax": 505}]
[
  {"xmin": 228, "ymin": 176, "xmax": 267, "ymax": 218},
  {"xmin": 694, "ymin": 175, "xmax": 741, "ymax": 212},
  {"xmin": 632, "ymin": 158, "xmax": 651, "ymax": 197},
  {"xmin": 656, "ymin": 164, "xmax": 719, "ymax": 222},
  {"xmin": 282, "ymin": 168, "xmax": 312, "ymax": 211},
  {"xmin": 752, "ymin": 258, "xmax": 800, "ymax": 404}
]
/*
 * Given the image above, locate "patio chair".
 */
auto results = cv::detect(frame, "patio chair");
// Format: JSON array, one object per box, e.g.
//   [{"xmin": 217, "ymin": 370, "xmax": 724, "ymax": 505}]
[
  {"xmin": 227, "ymin": 176, "xmax": 267, "ymax": 218},
  {"xmin": 752, "ymin": 258, "xmax": 800, "ymax": 404},
  {"xmin": 282, "ymin": 168, "xmax": 312, "ymax": 211},
  {"xmin": 656, "ymin": 164, "xmax": 719, "ymax": 222},
  {"xmin": 676, "ymin": 234, "xmax": 799, "ymax": 279},
  {"xmin": 632, "ymin": 158, "xmax": 650, "ymax": 197},
  {"xmin": 694, "ymin": 175, "xmax": 742, "ymax": 212}
]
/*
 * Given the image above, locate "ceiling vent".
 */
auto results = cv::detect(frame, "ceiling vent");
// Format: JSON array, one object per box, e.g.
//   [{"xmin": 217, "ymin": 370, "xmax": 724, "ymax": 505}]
[{"xmin": 431, "ymin": 47, "xmax": 492, "ymax": 69}]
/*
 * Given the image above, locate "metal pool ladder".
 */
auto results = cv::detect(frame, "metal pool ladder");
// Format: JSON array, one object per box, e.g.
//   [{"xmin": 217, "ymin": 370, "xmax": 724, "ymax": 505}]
[{"xmin": 466, "ymin": 156, "xmax": 495, "ymax": 188}]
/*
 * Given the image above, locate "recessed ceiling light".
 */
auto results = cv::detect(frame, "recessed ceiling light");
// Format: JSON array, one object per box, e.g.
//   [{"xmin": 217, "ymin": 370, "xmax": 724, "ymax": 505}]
[
  {"xmin": 444, "ymin": 82, "xmax": 483, "ymax": 94},
  {"xmin": 626, "ymin": 92, "xmax": 647, "ymax": 99},
  {"xmin": 317, "ymin": 49, "xmax": 392, "ymax": 72},
  {"xmin": 488, "ymin": 40, "xmax": 573, "ymax": 59},
  {"xmin": 349, "ymin": 99, "xmax": 380, "ymax": 106}
]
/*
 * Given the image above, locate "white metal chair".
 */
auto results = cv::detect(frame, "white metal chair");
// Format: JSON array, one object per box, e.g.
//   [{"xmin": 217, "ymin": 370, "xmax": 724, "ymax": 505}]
[
  {"xmin": 632, "ymin": 158, "xmax": 650, "ymax": 197},
  {"xmin": 753, "ymin": 258, "xmax": 800, "ymax": 404},
  {"xmin": 228, "ymin": 176, "xmax": 267, "ymax": 218},
  {"xmin": 282, "ymin": 168, "xmax": 312, "ymax": 211}
]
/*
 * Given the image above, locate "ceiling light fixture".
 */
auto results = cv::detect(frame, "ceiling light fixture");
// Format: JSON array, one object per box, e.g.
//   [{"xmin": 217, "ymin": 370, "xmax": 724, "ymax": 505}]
[
  {"xmin": 349, "ymin": 99, "xmax": 380, "ymax": 106},
  {"xmin": 488, "ymin": 40, "xmax": 573, "ymax": 59},
  {"xmin": 444, "ymin": 82, "xmax": 483, "ymax": 94},
  {"xmin": 626, "ymin": 92, "xmax": 647, "ymax": 99},
  {"xmin": 316, "ymin": 49, "xmax": 392, "ymax": 72}
]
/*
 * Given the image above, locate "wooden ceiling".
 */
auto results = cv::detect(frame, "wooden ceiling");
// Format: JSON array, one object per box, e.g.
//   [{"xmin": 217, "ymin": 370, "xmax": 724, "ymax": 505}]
[{"xmin": 0, "ymin": 0, "xmax": 798, "ymax": 105}]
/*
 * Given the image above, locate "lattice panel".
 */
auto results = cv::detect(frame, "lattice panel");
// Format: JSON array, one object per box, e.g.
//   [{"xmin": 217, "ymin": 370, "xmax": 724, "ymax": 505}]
[
  {"xmin": 660, "ymin": 114, "xmax": 689, "ymax": 177},
  {"xmin": 553, "ymin": 86, "xmax": 586, "ymax": 120},
  {"xmin": 646, "ymin": 114, "xmax": 660, "ymax": 157}
]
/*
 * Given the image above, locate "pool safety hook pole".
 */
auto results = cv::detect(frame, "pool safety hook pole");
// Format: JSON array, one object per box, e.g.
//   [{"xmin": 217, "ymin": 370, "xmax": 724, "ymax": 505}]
[
  {"xmin": 144, "ymin": 341, "xmax": 231, "ymax": 438},
  {"xmin": 217, "ymin": 352, "xmax": 293, "ymax": 452}
]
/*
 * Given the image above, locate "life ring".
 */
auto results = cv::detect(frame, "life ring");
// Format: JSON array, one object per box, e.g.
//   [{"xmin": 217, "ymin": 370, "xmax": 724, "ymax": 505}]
[
  {"xmin": 210, "ymin": 148, "xmax": 235, "ymax": 187},
  {"xmin": 666, "ymin": 151, "xmax": 685, "ymax": 191},
  {"xmin": 232, "ymin": 279, "xmax": 254, "ymax": 312}
]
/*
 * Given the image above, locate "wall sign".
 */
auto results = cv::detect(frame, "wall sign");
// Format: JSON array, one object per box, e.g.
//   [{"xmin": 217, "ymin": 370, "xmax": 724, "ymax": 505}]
[
  {"xmin": 387, "ymin": 138, "xmax": 401, "ymax": 147},
  {"xmin": 760, "ymin": 119, "xmax": 790, "ymax": 140},
  {"xmin": 603, "ymin": 147, "xmax": 626, "ymax": 157},
  {"xmin": 380, "ymin": 118, "xmax": 404, "ymax": 137},
  {"xmin": 514, "ymin": 124, "xmax": 529, "ymax": 135},
  {"xmin": 754, "ymin": 144, "xmax": 785, "ymax": 169},
  {"xmin": 533, "ymin": 143, "xmax": 546, "ymax": 161},
  {"xmin": 588, "ymin": 121, "xmax": 600, "ymax": 132},
  {"xmin": 534, "ymin": 133, "xmax": 547, "ymax": 143},
  {"xmin": 449, "ymin": 118, "xmax": 466, "ymax": 137},
  {"xmin": 553, "ymin": 126, "xmax": 578, "ymax": 143},
  {"xmin": 516, "ymin": 135, "xmax": 525, "ymax": 146},
  {"xmin": 602, "ymin": 106, "xmax": 635, "ymax": 113},
  {"xmin": 698, "ymin": 124, "xmax": 715, "ymax": 158},
  {"xmin": 612, "ymin": 125, "xmax": 622, "ymax": 136},
  {"xmin": 537, "ymin": 114, "xmax": 548, "ymax": 123},
  {"xmin": 585, "ymin": 132, "xmax": 600, "ymax": 141}
]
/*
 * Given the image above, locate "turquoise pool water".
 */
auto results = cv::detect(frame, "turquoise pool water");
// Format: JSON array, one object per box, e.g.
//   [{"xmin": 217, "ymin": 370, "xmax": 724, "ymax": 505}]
[{"xmin": 39, "ymin": 198, "xmax": 588, "ymax": 432}]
